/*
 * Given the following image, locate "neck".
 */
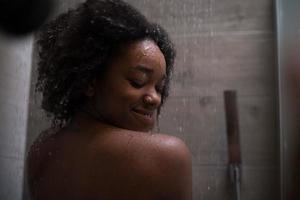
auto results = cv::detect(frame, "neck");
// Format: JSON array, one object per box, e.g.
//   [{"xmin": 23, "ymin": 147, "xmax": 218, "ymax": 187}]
[{"xmin": 68, "ymin": 109, "xmax": 121, "ymax": 134}]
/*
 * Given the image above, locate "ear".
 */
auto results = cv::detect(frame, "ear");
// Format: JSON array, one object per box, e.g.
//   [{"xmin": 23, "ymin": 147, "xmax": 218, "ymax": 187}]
[{"xmin": 85, "ymin": 79, "xmax": 97, "ymax": 97}]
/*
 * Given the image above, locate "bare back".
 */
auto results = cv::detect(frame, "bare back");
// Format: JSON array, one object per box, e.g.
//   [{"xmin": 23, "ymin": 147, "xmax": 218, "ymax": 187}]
[{"xmin": 27, "ymin": 123, "xmax": 192, "ymax": 200}]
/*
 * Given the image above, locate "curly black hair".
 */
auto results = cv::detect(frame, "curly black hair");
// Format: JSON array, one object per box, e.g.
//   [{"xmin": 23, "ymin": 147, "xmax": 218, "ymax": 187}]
[{"xmin": 36, "ymin": 0, "xmax": 176, "ymax": 127}]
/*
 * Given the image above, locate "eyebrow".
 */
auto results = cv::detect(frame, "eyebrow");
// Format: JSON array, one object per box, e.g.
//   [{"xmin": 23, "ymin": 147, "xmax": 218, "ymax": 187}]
[
  {"xmin": 131, "ymin": 65, "xmax": 166, "ymax": 80},
  {"xmin": 132, "ymin": 65, "xmax": 154, "ymax": 74}
]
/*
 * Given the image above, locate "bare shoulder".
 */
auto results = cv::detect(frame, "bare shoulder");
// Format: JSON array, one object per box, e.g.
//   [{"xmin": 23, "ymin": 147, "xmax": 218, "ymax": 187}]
[
  {"xmin": 111, "ymin": 131, "xmax": 191, "ymax": 164},
  {"xmin": 26, "ymin": 128, "xmax": 64, "ymax": 187},
  {"xmin": 150, "ymin": 133, "xmax": 192, "ymax": 200},
  {"xmin": 149, "ymin": 133, "xmax": 191, "ymax": 159},
  {"xmin": 116, "ymin": 132, "xmax": 192, "ymax": 200}
]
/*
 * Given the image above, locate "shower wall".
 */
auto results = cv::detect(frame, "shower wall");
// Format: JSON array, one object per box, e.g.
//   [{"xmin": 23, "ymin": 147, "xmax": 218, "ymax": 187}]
[
  {"xmin": 0, "ymin": 35, "xmax": 33, "ymax": 200},
  {"xmin": 125, "ymin": 0, "xmax": 279, "ymax": 199},
  {"xmin": 23, "ymin": 0, "xmax": 279, "ymax": 200}
]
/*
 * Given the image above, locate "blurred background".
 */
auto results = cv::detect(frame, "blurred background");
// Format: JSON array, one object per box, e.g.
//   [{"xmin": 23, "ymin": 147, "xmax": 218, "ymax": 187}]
[{"xmin": 1, "ymin": 0, "xmax": 298, "ymax": 199}]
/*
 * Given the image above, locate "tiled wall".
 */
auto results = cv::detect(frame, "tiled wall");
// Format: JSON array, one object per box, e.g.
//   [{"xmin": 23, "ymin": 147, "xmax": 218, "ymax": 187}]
[
  {"xmin": 23, "ymin": 0, "xmax": 280, "ymax": 200},
  {"xmin": 0, "ymin": 35, "xmax": 33, "ymax": 199}
]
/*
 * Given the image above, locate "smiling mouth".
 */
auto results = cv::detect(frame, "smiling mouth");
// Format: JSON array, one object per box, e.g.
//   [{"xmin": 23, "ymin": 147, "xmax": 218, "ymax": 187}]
[{"xmin": 131, "ymin": 109, "xmax": 154, "ymax": 122}]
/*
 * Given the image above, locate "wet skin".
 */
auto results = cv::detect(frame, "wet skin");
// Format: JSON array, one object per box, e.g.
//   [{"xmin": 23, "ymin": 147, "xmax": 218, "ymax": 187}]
[
  {"xmin": 85, "ymin": 39, "xmax": 166, "ymax": 132},
  {"xmin": 27, "ymin": 39, "xmax": 192, "ymax": 200}
]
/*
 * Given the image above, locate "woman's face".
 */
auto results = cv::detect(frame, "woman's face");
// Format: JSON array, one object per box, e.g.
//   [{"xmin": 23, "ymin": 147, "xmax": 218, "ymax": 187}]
[{"xmin": 88, "ymin": 39, "xmax": 167, "ymax": 132}]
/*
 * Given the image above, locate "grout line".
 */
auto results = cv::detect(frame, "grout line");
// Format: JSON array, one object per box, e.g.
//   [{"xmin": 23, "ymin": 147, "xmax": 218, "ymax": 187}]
[
  {"xmin": 167, "ymin": 94, "xmax": 276, "ymax": 100},
  {"xmin": 193, "ymin": 164, "xmax": 279, "ymax": 170},
  {"xmin": 172, "ymin": 30, "xmax": 274, "ymax": 38}
]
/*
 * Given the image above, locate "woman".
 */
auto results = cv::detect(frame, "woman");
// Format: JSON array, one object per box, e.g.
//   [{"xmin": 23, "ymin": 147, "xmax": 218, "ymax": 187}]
[{"xmin": 27, "ymin": 0, "xmax": 192, "ymax": 199}]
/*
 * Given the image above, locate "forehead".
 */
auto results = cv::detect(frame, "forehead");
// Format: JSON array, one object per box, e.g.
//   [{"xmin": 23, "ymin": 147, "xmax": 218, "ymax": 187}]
[{"xmin": 117, "ymin": 39, "xmax": 167, "ymax": 74}]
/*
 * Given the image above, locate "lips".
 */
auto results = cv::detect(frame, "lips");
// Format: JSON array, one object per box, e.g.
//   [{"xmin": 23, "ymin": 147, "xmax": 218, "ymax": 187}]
[{"xmin": 131, "ymin": 108, "xmax": 154, "ymax": 124}]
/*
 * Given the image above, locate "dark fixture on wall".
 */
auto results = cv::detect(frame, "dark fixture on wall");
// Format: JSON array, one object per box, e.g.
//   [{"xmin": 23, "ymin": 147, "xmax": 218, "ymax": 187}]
[
  {"xmin": 0, "ymin": 0, "xmax": 54, "ymax": 36},
  {"xmin": 224, "ymin": 90, "xmax": 242, "ymax": 200}
]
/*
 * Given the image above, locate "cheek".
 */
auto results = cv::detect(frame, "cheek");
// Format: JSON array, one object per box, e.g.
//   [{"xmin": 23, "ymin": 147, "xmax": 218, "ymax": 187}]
[
  {"xmin": 118, "ymin": 87, "xmax": 142, "ymax": 106},
  {"xmin": 99, "ymin": 85, "xmax": 142, "ymax": 111},
  {"xmin": 112, "ymin": 80, "xmax": 143, "ymax": 103}
]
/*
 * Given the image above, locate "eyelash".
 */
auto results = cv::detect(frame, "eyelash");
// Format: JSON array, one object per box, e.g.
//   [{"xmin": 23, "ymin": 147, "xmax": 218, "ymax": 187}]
[
  {"xmin": 129, "ymin": 80, "xmax": 145, "ymax": 89},
  {"xmin": 129, "ymin": 79, "xmax": 164, "ymax": 94}
]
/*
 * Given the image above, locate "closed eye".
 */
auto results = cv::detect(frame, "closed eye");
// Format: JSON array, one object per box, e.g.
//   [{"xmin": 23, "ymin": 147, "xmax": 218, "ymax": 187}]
[{"xmin": 129, "ymin": 79, "xmax": 145, "ymax": 89}]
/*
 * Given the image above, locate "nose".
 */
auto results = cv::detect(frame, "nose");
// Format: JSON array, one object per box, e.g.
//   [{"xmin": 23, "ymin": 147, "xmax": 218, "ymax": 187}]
[{"xmin": 143, "ymin": 89, "xmax": 161, "ymax": 109}]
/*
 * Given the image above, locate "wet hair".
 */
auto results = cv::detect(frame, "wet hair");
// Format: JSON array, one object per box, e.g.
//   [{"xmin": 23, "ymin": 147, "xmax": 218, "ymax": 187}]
[{"xmin": 36, "ymin": 0, "xmax": 176, "ymax": 127}]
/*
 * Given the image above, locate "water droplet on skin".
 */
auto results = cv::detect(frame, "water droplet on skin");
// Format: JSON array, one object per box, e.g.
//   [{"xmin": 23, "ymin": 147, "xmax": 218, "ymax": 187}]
[{"xmin": 208, "ymin": 186, "xmax": 211, "ymax": 190}]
